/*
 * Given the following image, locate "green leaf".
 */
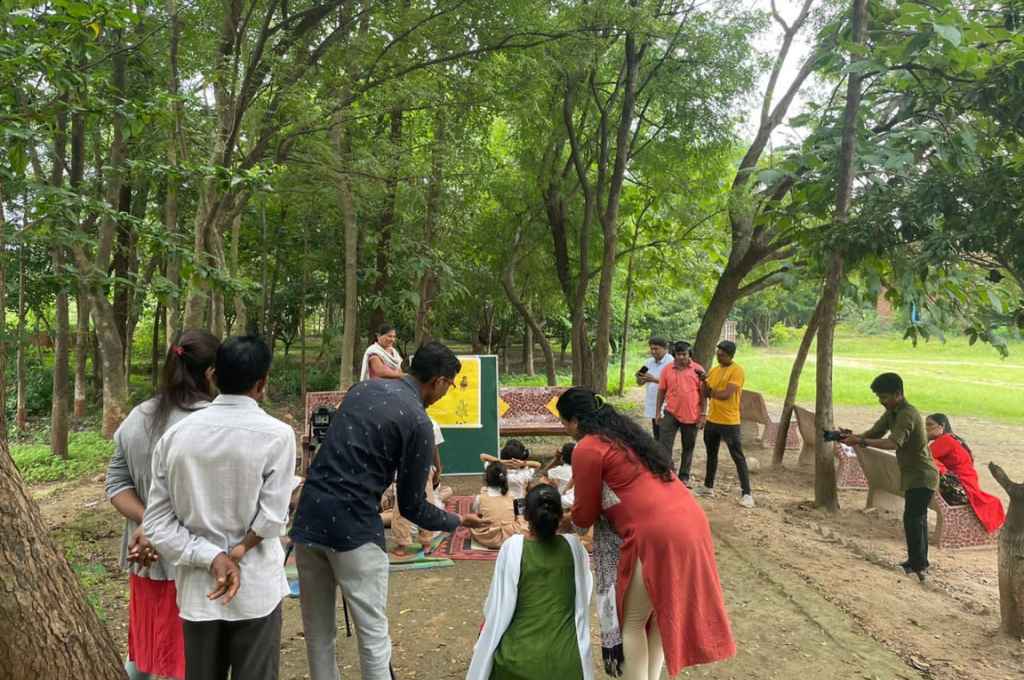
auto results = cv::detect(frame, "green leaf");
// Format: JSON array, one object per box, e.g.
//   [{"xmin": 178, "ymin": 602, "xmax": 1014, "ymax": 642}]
[
  {"xmin": 932, "ymin": 23, "xmax": 962, "ymax": 47},
  {"xmin": 987, "ymin": 289, "xmax": 1004, "ymax": 314}
]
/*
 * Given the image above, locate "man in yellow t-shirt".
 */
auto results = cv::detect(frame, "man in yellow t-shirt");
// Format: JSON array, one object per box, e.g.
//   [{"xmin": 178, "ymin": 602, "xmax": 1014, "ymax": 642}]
[{"xmin": 693, "ymin": 340, "xmax": 754, "ymax": 508}]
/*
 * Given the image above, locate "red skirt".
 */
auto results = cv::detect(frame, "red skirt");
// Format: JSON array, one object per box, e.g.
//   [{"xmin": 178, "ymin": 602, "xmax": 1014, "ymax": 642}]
[{"xmin": 128, "ymin": 573, "xmax": 185, "ymax": 679}]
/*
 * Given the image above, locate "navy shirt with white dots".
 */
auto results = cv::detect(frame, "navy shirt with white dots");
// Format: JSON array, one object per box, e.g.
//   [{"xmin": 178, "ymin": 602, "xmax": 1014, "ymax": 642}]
[{"xmin": 291, "ymin": 376, "xmax": 460, "ymax": 552}]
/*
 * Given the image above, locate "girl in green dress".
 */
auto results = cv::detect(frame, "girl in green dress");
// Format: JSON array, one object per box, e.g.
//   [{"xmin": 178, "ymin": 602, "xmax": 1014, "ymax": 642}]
[{"xmin": 466, "ymin": 484, "xmax": 594, "ymax": 680}]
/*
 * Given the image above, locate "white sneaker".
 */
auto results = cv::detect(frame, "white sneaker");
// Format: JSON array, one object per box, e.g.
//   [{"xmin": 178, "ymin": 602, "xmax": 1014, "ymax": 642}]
[
  {"xmin": 692, "ymin": 485, "xmax": 714, "ymax": 498},
  {"xmin": 739, "ymin": 494, "xmax": 755, "ymax": 508}
]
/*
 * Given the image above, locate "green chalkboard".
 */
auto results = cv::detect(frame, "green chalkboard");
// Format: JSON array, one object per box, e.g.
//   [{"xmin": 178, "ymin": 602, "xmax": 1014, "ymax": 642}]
[{"xmin": 434, "ymin": 355, "xmax": 499, "ymax": 475}]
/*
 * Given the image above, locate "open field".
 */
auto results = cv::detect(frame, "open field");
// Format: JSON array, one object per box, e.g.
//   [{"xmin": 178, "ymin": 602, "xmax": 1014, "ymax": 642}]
[
  {"xmin": 741, "ymin": 332, "xmax": 1024, "ymax": 424},
  {"xmin": 503, "ymin": 329, "xmax": 1024, "ymax": 424}
]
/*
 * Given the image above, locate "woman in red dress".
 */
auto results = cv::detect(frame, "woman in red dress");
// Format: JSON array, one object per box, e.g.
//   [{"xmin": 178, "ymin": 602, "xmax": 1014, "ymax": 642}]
[
  {"xmin": 926, "ymin": 413, "xmax": 1005, "ymax": 533},
  {"xmin": 557, "ymin": 387, "xmax": 735, "ymax": 680}
]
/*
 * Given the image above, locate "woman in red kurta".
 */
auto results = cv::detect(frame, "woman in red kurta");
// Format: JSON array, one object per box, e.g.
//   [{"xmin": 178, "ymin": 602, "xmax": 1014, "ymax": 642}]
[
  {"xmin": 926, "ymin": 413, "xmax": 1005, "ymax": 533},
  {"xmin": 557, "ymin": 387, "xmax": 735, "ymax": 679}
]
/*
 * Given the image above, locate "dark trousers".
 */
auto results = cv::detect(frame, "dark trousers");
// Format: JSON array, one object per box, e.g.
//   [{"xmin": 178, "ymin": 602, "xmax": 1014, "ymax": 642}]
[
  {"xmin": 659, "ymin": 412, "xmax": 699, "ymax": 482},
  {"xmin": 650, "ymin": 418, "xmax": 660, "ymax": 442},
  {"xmin": 904, "ymin": 488, "xmax": 934, "ymax": 571},
  {"xmin": 703, "ymin": 422, "xmax": 751, "ymax": 496},
  {"xmin": 182, "ymin": 603, "xmax": 282, "ymax": 680}
]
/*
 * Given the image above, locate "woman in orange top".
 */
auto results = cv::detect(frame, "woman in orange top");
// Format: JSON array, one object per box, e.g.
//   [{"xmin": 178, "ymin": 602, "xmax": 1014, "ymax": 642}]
[
  {"xmin": 558, "ymin": 387, "xmax": 735, "ymax": 680},
  {"xmin": 926, "ymin": 413, "xmax": 1005, "ymax": 533}
]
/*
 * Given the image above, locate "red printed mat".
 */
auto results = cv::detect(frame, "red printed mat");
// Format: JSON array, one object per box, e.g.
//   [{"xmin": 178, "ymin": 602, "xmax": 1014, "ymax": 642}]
[{"xmin": 433, "ymin": 496, "xmax": 500, "ymax": 561}]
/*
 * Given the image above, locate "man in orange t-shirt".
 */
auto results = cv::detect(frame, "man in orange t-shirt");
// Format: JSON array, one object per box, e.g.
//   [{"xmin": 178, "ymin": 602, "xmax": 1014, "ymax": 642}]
[
  {"xmin": 693, "ymin": 340, "xmax": 754, "ymax": 508},
  {"xmin": 655, "ymin": 341, "xmax": 706, "ymax": 486}
]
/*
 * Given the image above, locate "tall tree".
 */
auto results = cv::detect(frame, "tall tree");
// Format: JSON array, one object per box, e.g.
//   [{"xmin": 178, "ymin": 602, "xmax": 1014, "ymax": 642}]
[
  {"xmin": 814, "ymin": 0, "xmax": 868, "ymax": 512},
  {"xmin": 0, "ymin": 439, "xmax": 125, "ymax": 677},
  {"xmin": 692, "ymin": 0, "xmax": 822, "ymax": 366}
]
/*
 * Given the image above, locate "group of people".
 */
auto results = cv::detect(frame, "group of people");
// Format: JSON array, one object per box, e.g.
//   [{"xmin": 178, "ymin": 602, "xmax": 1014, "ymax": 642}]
[
  {"xmin": 638, "ymin": 336, "xmax": 753, "ymax": 507},
  {"xmin": 105, "ymin": 323, "xmax": 738, "ymax": 680},
  {"xmin": 104, "ymin": 320, "xmax": 1005, "ymax": 680},
  {"xmin": 839, "ymin": 372, "xmax": 1005, "ymax": 582}
]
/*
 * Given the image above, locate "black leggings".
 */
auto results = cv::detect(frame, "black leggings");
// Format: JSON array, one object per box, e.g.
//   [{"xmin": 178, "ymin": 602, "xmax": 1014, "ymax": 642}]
[{"xmin": 702, "ymin": 422, "xmax": 751, "ymax": 496}]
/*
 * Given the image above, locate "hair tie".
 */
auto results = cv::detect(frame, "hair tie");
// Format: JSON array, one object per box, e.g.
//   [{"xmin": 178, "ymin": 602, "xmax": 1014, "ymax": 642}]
[
  {"xmin": 593, "ymin": 394, "xmax": 606, "ymax": 411},
  {"xmin": 171, "ymin": 345, "xmax": 185, "ymax": 357}
]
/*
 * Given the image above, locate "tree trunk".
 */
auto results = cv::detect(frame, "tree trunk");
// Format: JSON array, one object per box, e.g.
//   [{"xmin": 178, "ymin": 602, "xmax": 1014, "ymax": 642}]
[
  {"xmin": 693, "ymin": 267, "xmax": 746, "ymax": 368},
  {"xmin": 0, "ymin": 440, "xmax": 125, "ymax": 678},
  {"xmin": 73, "ymin": 293, "xmax": 90, "ymax": 417},
  {"xmin": 0, "ymin": 199, "xmax": 7, "ymax": 435},
  {"xmin": 989, "ymin": 463, "xmax": 1024, "ymax": 637},
  {"xmin": 368, "ymin": 108, "xmax": 403, "ymax": 338},
  {"xmin": 164, "ymin": 0, "xmax": 183, "ymax": 344},
  {"xmin": 51, "ymin": 249, "xmax": 71, "ymax": 460},
  {"xmin": 300, "ymin": 223, "xmax": 308, "ymax": 398},
  {"xmin": 50, "ymin": 108, "xmax": 71, "ymax": 458},
  {"xmin": 523, "ymin": 320, "xmax": 535, "ymax": 377},
  {"xmin": 331, "ymin": 101, "xmax": 360, "ymax": 387},
  {"xmin": 814, "ymin": 0, "xmax": 866, "ymax": 512},
  {"xmin": 229, "ymin": 211, "xmax": 247, "ymax": 335},
  {"xmin": 414, "ymin": 108, "xmax": 445, "ymax": 347},
  {"xmin": 592, "ymin": 32, "xmax": 640, "ymax": 395},
  {"xmin": 16, "ymin": 246, "xmax": 28, "ymax": 431},
  {"xmin": 692, "ymin": 0, "xmax": 820, "ymax": 368},
  {"xmin": 151, "ymin": 302, "xmax": 163, "ymax": 388},
  {"xmin": 772, "ymin": 298, "xmax": 823, "ymax": 466},
  {"xmin": 91, "ymin": 327, "xmax": 102, "ymax": 401},
  {"xmin": 617, "ymin": 218, "xmax": 642, "ymax": 396},
  {"xmin": 259, "ymin": 199, "xmax": 271, "ymax": 338},
  {"xmin": 500, "ymin": 259, "xmax": 557, "ymax": 386}
]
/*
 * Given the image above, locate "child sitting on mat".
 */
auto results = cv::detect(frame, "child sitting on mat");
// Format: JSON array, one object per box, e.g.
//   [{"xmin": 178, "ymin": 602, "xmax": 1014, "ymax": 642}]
[
  {"xmin": 471, "ymin": 462, "xmax": 527, "ymax": 550},
  {"xmin": 543, "ymin": 442, "xmax": 575, "ymax": 494},
  {"xmin": 467, "ymin": 483, "xmax": 593, "ymax": 680},
  {"xmin": 480, "ymin": 439, "xmax": 540, "ymax": 499}
]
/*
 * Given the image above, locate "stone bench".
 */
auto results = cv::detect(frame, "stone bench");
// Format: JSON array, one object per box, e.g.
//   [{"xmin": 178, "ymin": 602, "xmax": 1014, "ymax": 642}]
[
  {"xmin": 740, "ymin": 390, "xmax": 800, "ymax": 451},
  {"xmin": 300, "ymin": 390, "xmax": 347, "ymax": 475},
  {"xmin": 792, "ymin": 406, "xmax": 867, "ymax": 489},
  {"xmin": 854, "ymin": 445, "xmax": 999, "ymax": 550},
  {"xmin": 498, "ymin": 387, "xmax": 567, "ymax": 437}
]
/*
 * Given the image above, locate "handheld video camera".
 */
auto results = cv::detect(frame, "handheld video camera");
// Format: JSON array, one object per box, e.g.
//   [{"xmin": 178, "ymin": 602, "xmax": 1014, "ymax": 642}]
[
  {"xmin": 310, "ymin": 405, "xmax": 337, "ymax": 447},
  {"xmin": 822, "ymin": 428, "xmax": 851, "ymax": 443}
]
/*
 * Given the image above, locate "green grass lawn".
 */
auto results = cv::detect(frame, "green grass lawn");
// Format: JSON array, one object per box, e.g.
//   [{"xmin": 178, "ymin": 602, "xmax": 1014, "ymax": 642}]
[
  {"xmin": 504, "ymin": 329, "xmax": 1023, "ymax": 424},
  {"xmin": 741, "ymin": 332, "xmax": 1024, "ymax": 423}
]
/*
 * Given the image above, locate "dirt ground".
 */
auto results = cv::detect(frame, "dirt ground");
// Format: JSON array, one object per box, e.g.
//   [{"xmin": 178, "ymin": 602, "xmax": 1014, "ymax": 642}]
[{"xmin": 35, "ymin": 395, "xmax": 1024, "ymax": 679}]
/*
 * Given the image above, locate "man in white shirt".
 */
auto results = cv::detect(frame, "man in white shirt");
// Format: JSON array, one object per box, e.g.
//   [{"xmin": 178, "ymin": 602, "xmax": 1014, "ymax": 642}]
[
  {"xmin": 144, "ymin": 336, "xmax": 294, "ymax": 680},
  {"xmin": 635, "ymin": 336, "xmax": 671, "ymax": 440}
]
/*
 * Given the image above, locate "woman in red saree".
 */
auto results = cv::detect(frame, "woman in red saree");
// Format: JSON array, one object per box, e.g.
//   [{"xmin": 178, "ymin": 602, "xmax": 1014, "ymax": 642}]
[
  {"xmin": 557, "ymin": 387, "xmax": 735, "ymax": 680},
  {"xmin": 926, "ymin": 413, "xmax": 1005, "ymax": 533}
]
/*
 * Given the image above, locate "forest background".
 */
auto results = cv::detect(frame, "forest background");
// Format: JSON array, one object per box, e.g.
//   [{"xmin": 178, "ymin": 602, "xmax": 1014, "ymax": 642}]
[{"xmin": 3, "ymin": 0, "xmax": 1024, "ymax": 672}]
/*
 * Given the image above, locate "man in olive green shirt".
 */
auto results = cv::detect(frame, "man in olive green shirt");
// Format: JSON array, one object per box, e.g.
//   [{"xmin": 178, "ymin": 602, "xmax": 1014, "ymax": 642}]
[{"xmin": 841, "ymin": 372, "xmax": 938, "ymax": 581}]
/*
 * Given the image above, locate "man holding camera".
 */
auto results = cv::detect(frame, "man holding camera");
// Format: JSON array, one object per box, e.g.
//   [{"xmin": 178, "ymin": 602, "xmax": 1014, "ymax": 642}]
[
  {"xmin": 693, "ymin": 340, "xmax": 754, "ymax": 508},
  {"xmin": 636, "ymin": 336, "xmax": 671, "ymax": 439},
  {"xmin": 839, "ymin": 372, "xmax": 938, "ymax": 581},
  {"xmin": 655, "ymin": 341, "xmax": 706, "ymax": 486}
]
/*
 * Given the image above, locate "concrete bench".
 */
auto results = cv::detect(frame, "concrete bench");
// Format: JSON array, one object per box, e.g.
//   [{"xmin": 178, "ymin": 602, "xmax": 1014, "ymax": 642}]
[
  {"xmin": 792, "ymin": 406, "xmax": 867, "ymax": 489},
  {"xmin": 300, "ymin": 390, "xmax": 347, "ymax": 475},
  {"xmin": 740, "ymin": 390, "xmax": 800, "ymax": 451},
  {"xmin": 499, "ymin": 387, "xmax": 567, "ymax": 437},
  {"xmin": 854, "ymin": 445, "xmax": 998, "ymax": 550}
]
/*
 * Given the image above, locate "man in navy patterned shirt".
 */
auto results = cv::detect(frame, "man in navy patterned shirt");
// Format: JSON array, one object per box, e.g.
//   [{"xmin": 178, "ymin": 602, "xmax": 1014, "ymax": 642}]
[{"xmin": 291, "ymin": 341, "xmax": 487, "ymax": 680}]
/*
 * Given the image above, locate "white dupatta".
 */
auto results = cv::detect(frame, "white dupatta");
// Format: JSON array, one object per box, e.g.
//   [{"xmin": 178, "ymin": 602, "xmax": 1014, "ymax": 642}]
[
  {"xmin": 466, "ymin": 534, "xmax": 594, "ymax": 680},
  {"xmin": 359, "ymin": 342, "xmax": 403, "ymax": 381}
]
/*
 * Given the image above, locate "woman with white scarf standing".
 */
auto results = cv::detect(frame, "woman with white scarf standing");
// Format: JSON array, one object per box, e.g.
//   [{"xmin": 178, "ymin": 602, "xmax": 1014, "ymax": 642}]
[{"xmin": 360, "ymin": 323, "xmax": 404, "ymax": 380}]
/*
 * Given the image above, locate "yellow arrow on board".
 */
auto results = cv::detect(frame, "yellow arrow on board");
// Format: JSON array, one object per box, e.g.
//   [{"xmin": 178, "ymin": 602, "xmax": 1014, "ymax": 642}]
[{"xmin": 498, "ymin": 397, "xmax": 510, "ymax": 418}]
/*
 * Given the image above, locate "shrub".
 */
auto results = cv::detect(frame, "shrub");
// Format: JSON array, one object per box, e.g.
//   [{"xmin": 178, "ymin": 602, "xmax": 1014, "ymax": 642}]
[
  {"xmin": 770, "ymin": 322, "xmax": 806, "ymax": 346},
  {"xmin": 11, "ymin": 430, "xmax": 115, "ymax": 484}
]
